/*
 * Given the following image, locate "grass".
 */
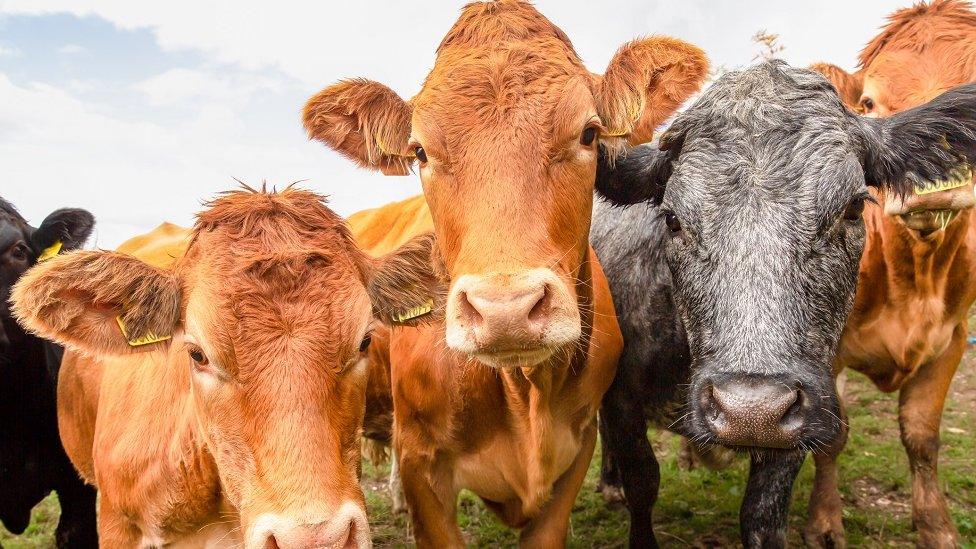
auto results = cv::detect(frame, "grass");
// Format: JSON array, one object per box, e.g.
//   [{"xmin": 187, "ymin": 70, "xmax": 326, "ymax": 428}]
[{"xmin": 4, "ymin": 355, "xmax": 975, "ymax": 548}]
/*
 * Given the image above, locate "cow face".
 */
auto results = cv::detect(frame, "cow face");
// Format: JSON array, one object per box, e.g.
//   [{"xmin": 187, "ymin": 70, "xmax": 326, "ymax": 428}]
[
  {"xmin": 811, "ymin": 1, "xmax": 976, "ymax": 236},
  {"xmin": 0, "ymin": 198, "xmax": 93, "ymax": 352},
  {"xmin": 12, "ymin": 189, "xmax": 439, "ymax": 549},
  {"xmin": 596, "ymin": 62, "xmax": 976, "ymax": 451},
  {"xmin": 303, "ymin": 1, "xmax": 707, "ymax": 368}
]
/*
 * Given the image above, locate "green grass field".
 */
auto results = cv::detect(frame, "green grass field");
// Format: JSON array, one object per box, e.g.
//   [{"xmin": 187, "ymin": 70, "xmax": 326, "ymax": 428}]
[{"xmin": 4, "ymin": 355, "xmax": 974, "ymax": 548}]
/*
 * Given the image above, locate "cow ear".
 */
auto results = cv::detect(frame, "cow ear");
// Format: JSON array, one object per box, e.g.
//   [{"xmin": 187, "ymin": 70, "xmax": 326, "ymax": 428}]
[
  {"xmin": 367, "ymin": 233, "xmax": 445, "ymax": 327},
  {"xmin": 810, "ymin": 63, "xmax": 864, "ymax": 108},
  {"xmin": 11, "ymin": 251, "xmax": 181, "ymax": 356},
  {"xmin": 597, "ymin": 37, "xmax": 708, "ymax": 146},
  {"xmin": 303, "ymin": 79, "xmax": 414, "ymax": 176},
  {"xmin": 31, "ymin": 208, "xmax": 95, "ymax": 255},
  {"xmin": 861, "ymin": 82, "xmax": 976, "ymax": 196},
  {"xmin": 596, "ymin": 133, "xmax": 683, "ymax": 206}
]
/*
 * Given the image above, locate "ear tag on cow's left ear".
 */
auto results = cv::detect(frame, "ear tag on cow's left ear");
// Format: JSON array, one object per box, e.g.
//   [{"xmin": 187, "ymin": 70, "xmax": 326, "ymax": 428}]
[
  {"xmin": 914, "ymin": 164, "xmax": 973, "ymax": 195},
  {"xmin": 36, "ymin": 240, "xmax": 62, "ymax": 262},
  {"xmin": 391, "ymin": 298, "xmax": 434, "ymax": 324},
  {"xmin": 115, "ymin": 316, "xmax": 172, "ymax": 347}
]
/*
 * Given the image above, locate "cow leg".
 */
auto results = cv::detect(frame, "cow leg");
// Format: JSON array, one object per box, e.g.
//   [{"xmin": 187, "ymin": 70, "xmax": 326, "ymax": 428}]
[
  {"xmin": 398, "ymin": 451, "xmax": 464, "ymax": 548},
  {"xmin": 596, "ymin": 412, "xmax": 626, "ymax": 505},
  {"xmin": 804, "ymin": 375, "xmax": 849, "ymax": 549},
  {"xmin": 519, "ymin": 421, "xmax": 598, "ymax": 548},
  {"xmin": 53, "ymin": 479, "xmax": 98, "ymax": 548},
  {"xmin": 899, "ymin": 332, "xmax": 963, "ymax": 548},
  {"xmin": 600, "ymin": 383, "xmax": 659, "ymax": 548},
  {"xmin": 97, "ymin": 497, "xmax": 141, "ymax": 549},
  {"xmin": 389, "ymin": 447, "xmax": 407, "ymax": 514},
  {"xmin": 740, "ymin": 450, "xmax": 804, "ymax": 548}
]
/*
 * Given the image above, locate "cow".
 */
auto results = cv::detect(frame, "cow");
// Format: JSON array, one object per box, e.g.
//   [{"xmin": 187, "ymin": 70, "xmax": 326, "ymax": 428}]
[
  {"xmin": 10, "ymin": 187, "xmax": 441, "ymax": 549},
  {"xmin": 591, "ymin": 61, "xmax": 976, "ymax": 548},
  {"xmin": 0, "ymin": 197, "xmax": 97, "ymax": 547},
  {"xmin": 301, "ymin": 0, "xmax": 707, "ymax": 545},
  {"xmin": 808, "ymin": 1, "xmax": 976, "ymax": 546}
]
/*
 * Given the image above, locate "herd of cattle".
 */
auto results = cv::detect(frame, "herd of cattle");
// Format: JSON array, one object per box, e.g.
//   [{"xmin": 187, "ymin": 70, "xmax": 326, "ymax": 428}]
[{"xmin": 2, "ymin": 0, "xmax": 976, "ymax": 547}]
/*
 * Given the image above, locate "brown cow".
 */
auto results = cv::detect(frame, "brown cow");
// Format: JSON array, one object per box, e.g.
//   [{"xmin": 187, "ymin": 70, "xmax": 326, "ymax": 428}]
[
  {"xmin": 303, "ymin": 1, "xmax": 707, "ymax": 545},
  {"xmin": 810, "ymin": 1, "xmax": 976, "ymax": 547},
  {"xmin": 11, "ymin": 188, "xmax": 439, "ymax": 549}
]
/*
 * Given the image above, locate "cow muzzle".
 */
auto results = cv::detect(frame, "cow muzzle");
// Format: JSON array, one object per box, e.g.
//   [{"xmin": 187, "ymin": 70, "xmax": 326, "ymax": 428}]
[
  {"xmin": 885, "ymin": 166, "xmax": 974, "ymax": 234},
  {"xmin": 248, "ymin": 502, "xmax": 370, "ymax": 549},
  {"xmin": 445, "ymin": 268, "xmax": 581, "ymax": 368},
  {"xmin": 694, "ymin": 374, "xmax": 811, "ymax": 449}
]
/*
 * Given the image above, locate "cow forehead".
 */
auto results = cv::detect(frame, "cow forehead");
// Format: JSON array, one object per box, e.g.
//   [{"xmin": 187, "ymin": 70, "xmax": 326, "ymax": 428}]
[
  {"xmin": 667, "ymin": 65, "xmax": 863, "ymax": 216},
  {"xmin": 413, "ymin": 55, "xmax": 593, "ymax": 151},
  {"xmin": 183, "ymin": 253, "xmax": 370, "ymax": 362}
]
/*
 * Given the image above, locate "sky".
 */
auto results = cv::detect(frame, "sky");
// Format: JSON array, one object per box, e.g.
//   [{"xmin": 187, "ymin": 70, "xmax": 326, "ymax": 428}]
[{"xmin": 0, "ymin": 0, "xmax": 908, "ymax": 248}]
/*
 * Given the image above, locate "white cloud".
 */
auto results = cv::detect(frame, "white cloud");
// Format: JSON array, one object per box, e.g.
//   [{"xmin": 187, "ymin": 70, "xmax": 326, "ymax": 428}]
[
  {"xmin": 133, "ymin": 67, "xmax": 282, "ymax": 106},
  {"xmin": 57, "ymin": 43, "xmax": 85, "ymax": 54},
  {"xmin": 0, "ymin": 44, "xmax": 20, "ymax": 57}
]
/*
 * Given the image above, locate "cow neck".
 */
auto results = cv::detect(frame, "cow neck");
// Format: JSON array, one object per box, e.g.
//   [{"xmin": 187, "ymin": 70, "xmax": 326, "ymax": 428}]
[
  {"xmin": 498, "ymin": 247, "xmax": 594, "ymax": 511},
  {"xmin": 874, "ymin": 206, "xmax": 972, "ymax": 297}
]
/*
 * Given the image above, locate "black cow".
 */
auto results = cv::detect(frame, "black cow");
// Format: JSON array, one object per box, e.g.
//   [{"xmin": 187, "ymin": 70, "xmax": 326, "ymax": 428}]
[
  {"xmin": 591, "ymin": 62, "xmax": 976, "ymax": 547},
  {"xmin": 1, "ymin": 197, "xmax": 97, "ymax": 547}
]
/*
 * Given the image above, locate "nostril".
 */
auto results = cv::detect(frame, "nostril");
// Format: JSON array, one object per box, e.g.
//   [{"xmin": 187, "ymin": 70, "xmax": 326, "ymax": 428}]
[
  {"xmin": 458, "ymin": 291, "xmax": 483, "ymax": 326},
  {"xmin": 341, "ymin": 519, "xmax": 359, "ymax": 549},
  {"xmin": 527, "ymin": 285, "xmax": 550, "ymax": 324},
  {"xmin": 263, "ymin": 534, "xmax": 280, "ymax": 549},
  {"xmin": 701, "ymin": 383, "xmax": 725, "ymax": 424},
  {"xmin": 779, "ymin": 388, "xmax": 806, "ymax": 430}
]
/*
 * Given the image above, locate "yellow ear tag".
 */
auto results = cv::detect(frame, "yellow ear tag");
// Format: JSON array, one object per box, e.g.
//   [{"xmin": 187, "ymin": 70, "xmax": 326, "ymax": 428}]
[
  {"xmin": 37, "ymin": 240, "xmax": 62, "ymax": 262},
  {"xmin": 116, "ymin": 316, "xmax": 171, "ymax": 347},
  {"xmin": 392, "ymin": 298, "xmax": 434, "ymax": 323},
  {"xmin": 914, "ymin": 165, "xmax": 973, "ymax": 195}
]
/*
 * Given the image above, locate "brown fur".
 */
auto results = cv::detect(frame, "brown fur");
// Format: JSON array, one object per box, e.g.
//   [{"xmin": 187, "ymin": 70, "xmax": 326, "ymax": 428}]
[
  {"xmin": 11, "ymin": 187, "xmax": 438, "ymax": 548},
  {"xmin": 300, "ymin": 2, "xmax": 705, "ymax": 544},
  {"xmin": 806, "ymin": 2, "xmax": 976, "ymax": 547}
]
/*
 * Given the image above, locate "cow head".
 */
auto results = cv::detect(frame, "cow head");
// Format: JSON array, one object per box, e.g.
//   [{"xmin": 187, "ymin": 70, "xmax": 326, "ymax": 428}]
[
  {"xmin": 0, "ymin": 198, "xmax": 93, "ymax": 353},
  {"xmin": 596, "ymin": 62, "xmax": 976, "ymax": 451},
  {"xmin": 12, "ymin": 188, "xmax": 439, "ymax": 549},
  {"xmin": 811, "ymin": 0, "xmax": 976, "ymax": 237},
  {"xmin": 304, "ymin": 0, "xmax": 707, "ymax": 368}
]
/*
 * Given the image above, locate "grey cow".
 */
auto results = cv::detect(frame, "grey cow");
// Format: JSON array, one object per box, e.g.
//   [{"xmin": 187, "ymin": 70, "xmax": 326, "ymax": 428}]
[{"xmin": 591, "ymin": 61, "xmax": 976, "ymax": 547}]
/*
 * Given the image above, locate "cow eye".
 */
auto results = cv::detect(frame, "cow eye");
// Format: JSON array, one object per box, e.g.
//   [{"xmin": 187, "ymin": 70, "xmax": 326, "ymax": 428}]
[
  {"xmin": 415, "ymin": 146, "xmax": 428, "ymax": 163},
  {"xmin": 580, "ymin": 126, "xmax": 598, "ymax": 147},
  {"xmin": 860, "ymin": 97, "xmax": 875, "ymax": 112},
  {"xmin": 358, "ymin": 332, "xmax": 372, "ymax": 353},
  {"xmin": 844, "ymin": 196, "xmax": 866, "ymax": 221},
  {"xmin": 664, "ymin": 211, "xmax": 681, "ymax": 233},
  {"xmin": 188, "ymin": 347, "xmax": 209, "ymax": 366},
  {"xmin": 10, "ymin": 244, "xmax": 28, "ymax": 261}
]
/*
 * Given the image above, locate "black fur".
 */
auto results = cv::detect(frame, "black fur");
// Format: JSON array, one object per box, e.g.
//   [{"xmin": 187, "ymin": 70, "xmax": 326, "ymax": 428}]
[{"xmin": 0, "ymin": 199, "xmax": 98, "ymax": 547}]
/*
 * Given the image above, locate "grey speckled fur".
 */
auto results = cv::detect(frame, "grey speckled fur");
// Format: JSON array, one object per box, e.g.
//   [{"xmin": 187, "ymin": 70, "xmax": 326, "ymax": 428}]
[{"xmin": 591, "ymin": 60, "xmax": 976, "ymax": 548}]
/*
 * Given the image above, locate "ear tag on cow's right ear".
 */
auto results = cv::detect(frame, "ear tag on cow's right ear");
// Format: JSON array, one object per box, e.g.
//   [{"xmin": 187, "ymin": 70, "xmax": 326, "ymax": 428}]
[
  {"xmin": 391, "ymin": 298, "xmax": 434, "ymax": 324},
  {"xmin": 116, "ymin": 316, "xmax": 172, "ymax": 347},
  {"xmin": 914, "ymin": 164, "xmax": 973, "ymax": 195},
  {"xmin": 37, "ymin": 240, "xmax": 62, "ymax": 262}
]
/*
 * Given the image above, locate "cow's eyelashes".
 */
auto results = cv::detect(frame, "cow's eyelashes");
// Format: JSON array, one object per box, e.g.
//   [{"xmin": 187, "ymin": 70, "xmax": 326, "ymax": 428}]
[
  {"xmin": 580, "ymin": 126, "xmax": 598, "ymax": 147},
  {"xmin": 414, "ymin": 146, "xmax": 428, "ymax": 163},
  {"xmin": 10, "ymin": 244, "xmax": 28, "ymax": 261},
  {"xmin": 843, "ymin": 193, "xmax": 874, "ymax": 222},
  {"xmin": 663, "ymin": 210, "xmax": 682, "ymax": 233},
  {"xmin": 188, "ymin": 346, "xmax": 209, "ymax": 367},
  {"xmin": 359, "ymin": 332, "xmax": 372, "ymax": 353}
]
